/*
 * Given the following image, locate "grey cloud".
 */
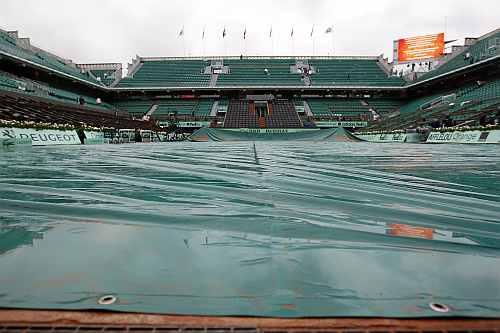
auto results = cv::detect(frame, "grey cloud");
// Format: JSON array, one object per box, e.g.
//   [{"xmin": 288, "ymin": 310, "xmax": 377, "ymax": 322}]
[{"xmin": 0, "ymin": 0, "xmax": 498, "ymax": 68}]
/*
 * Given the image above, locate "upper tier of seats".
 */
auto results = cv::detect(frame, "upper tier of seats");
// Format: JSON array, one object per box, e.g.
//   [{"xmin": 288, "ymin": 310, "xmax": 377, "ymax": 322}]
[
  {"xmin": 309, "ymin": 59, "xmax": 405, "ymax": 87},
  {"xmin": 116, "ymin": 57, "xmax": 405, "ymax": 88},
  {"xmin": 0, "ymin": 70, "xmax": 112, "ymax": 110},
  {"xmin": 0, "ymin": 29, "xmax": 102, "ymax": 86},
  {"xmin": 416, "ymin": 29, "xmax": 500, "ymax": 83},
  {"xmin": 117, "ymin": 59, "xmax": 211, "ymax": 87},
  {"xmin": 216, "ymin": 59, "xmax": 303, "ymax": 86},
  {"xmin": 90, "ymin": 69, "xmax": 117, "ymax": 86}
]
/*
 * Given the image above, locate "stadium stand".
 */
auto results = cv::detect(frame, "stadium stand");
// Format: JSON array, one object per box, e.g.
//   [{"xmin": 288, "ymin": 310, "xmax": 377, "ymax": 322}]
[
  {"xmin": 266, "ymin": 100, "xmax": 302, "ymax": 128},
  {"xmin": 114, "ymin": 100, "xmax": 156, "ymax": 118},
  {"xmin": 0, "ymin": 29, "xmax": 102, "ymax": 86},
  {"xmin": 0, "ymin": 90, "xmax": 148, "ymax": 129},
  {"xmin": 152, "ymin": 99, "xmax": 214, "ymax": 118},
  {"xmin": 366, "ymin": 99, "xmax": 404, "ymax": 114},
  {"xmin": 0, "ymin": 70, "xmax": 112, "ymax": 109},
  {"xmin": 306, "ymin": 99, "xmax": 372, "ymax": 120},
  {"xmin": 364, "ymin": 77, "xmax": 500, "ymax": 131},
  {"xmin": 308, "ymin": 58, "xmax": 405, "ymax": 86},
  {"xmin": 89, "ymin": 69, "xmax": 117, "ymax": 86},
  {"xmin": 117, "ymin": 59, "xmax": 211, "ymax": 87},
  {"xmin": 223, "ymin": 100, "xmax": 256, "ymax": 128},
  {"xmin": 216, "ymin": 58, "xmax": 303, "ymax": 86},
  {"xmin": 115, "ymin": 57, "xmax": 406, "ymax": 88},
  {"xmin": 223, "ymin": 99, "xmax": 301, "ymax": 128}
]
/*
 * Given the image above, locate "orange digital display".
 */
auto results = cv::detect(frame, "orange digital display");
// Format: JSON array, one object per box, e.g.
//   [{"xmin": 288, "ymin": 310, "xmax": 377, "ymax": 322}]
[{"xmin": 395, "ymin": 33, "xmax": 445, "ymax": 63}]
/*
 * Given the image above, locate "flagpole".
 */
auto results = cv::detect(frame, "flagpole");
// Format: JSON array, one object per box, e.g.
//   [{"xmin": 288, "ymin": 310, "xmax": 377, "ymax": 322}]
[
  {"xmin": 331, "ymin": 31, "xmax": 334, "ymax": 56},
  {"xmin": 202, "ymin": 26, "xmax": 206, "ymax": 57},
  {"xmin": 310, "ymin": 25, "xmax": 315, "ymax": 57}
]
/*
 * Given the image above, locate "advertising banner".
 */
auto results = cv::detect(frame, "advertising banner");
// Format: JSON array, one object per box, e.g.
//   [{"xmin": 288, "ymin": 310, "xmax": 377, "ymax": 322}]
[
  {"xmin": 1, "ymin": 127, "xmax": 81, "ymax": 146},
  {"xmin": 426, "ymin": 130, "xmax": 500, "ymax": 144}
]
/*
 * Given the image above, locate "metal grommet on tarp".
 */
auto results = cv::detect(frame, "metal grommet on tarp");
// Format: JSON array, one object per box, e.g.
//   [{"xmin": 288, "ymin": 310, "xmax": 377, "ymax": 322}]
[
  {"xmin": 98, "ymin": 295, "xmax": 117, "ymax": 305},
  {"xmin": 429, "ymin": 302, "xmax": 450, "ymax": 313}
]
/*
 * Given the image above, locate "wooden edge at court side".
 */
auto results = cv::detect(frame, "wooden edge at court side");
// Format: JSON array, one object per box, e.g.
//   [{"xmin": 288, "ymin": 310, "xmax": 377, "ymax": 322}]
[{"xmin": 1, "ymin": 310, "xmax": 500, "ymax": 331}]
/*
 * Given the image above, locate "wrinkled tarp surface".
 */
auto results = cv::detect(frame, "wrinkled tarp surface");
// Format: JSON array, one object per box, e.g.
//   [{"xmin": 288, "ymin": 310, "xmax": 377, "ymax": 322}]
[
  {"xmin": 189, "ymin": 127, "xmax": 364, "ymax": 142},
  {"xmin": 0, "ymin": 142, "xmax": 499, "ymax": 318}
]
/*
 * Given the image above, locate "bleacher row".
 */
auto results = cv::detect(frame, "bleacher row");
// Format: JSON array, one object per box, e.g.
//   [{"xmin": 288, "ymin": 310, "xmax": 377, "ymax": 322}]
[
  {"xmin": 117, "ymin": 58, "xmax": 405, "ymax": 88},
  {"xmin": 0, "ymin": 91, "xmax": 149, "ymax": 129},
  {"xmin": 118, "ymin": 60, "xmax": 211, "ymax": 87},
  {"xmin": 306, "ymin": 98, "xmax": 403, "ymax": 117},
  {"xmin": 90, "ymin": 69, "xmax": 117, "ymax": 86},
  {"xmin": 223, "ymin": 100, "xmax": 302, "ymax": 129},
  {"xmin": 115, "ymin": 99, "xmax": 215, "ymax": 119},
  {"xmin": 0, "ymin": 70, "xmax": 112, "ymax": 110},
  {"xmin": 366, "ymin": 77, "xmax": 500, "ymax": 131},
  {"xmin": 309, "ymin": 59, "xmax": 404, "ymax": 87},
  {"xmin": 216, "ymin": 59, "xmax": 304, "ymax": 86}
]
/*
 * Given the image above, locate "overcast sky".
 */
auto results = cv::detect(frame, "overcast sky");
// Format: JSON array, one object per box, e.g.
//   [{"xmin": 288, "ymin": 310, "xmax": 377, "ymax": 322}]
[{"xmin": 1, "ymin": 0, "xmax": 499, "ymax": 68}]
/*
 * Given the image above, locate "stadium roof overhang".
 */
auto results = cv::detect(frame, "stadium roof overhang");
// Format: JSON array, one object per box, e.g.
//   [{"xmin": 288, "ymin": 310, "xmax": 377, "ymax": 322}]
[
  {"xmin": 0, "ymin": 50, "xmax": 107, "ymax": 90},
  {"xmin": 111, "ymin": 85, "xmax": 405, "ymax": 95}
]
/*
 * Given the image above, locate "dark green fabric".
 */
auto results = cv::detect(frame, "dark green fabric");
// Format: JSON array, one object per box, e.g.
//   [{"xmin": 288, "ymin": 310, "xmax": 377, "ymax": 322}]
[
  {"xmin": 0, "ymin": 142, "xmax": 499, "ymax": 317},
  {"xmin": 189, "ymin": 127, "xmax": 364, "ymax": 142}
]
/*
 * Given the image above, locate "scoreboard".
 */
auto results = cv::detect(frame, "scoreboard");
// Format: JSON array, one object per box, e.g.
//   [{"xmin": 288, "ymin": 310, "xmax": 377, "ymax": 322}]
[{"xmin": 394, "ymin": 33, "xmax": 445, "ymax": 63}]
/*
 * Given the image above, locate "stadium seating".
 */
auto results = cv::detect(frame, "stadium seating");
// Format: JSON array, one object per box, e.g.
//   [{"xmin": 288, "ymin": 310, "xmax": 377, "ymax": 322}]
[
  {"xmin": 308, "ymin": 59, "xmax": 405, "ymax": 86},
  {"xmin": 266, "ymin": 100, "xmax": 302, "ymax": 128},
  {"xmin": 0, "ymin": 91, "xmax": 149, "ymax": 129},
  {"xmin": 306, "ymin": 99, "xmax": 371, "ymax": 116},
  {"xmin": 114, "ymin": 100, "xmax": 155, "ymax": 118},
  {"xmin": 117, "ymin": 59, "xmax": 211, "ymax": 87},
  {"xmin": 366, "ymin": 99, "xmax": 404, "ymax": 114},
  {"xmin": 0, "ymin": 70, "xmax": 112, "ymax": 110},
  {"xmin": 364, "ymin": 77, "xmax": 500, "ymax": 131},
  {"xmin": 416, "ymin": 30, "xmax": 500, "ymax": 82},
  {"xmin": 216, "ymin": 59, "xmax": 303, "ymax": 86},
  {"xmin": 152, "ymin": 99, "xmax": 214, "ymax": 118},
  {"xmin": 90, "ymin": 69, "xmax": 117, "ymax": 86},
  {"xmin": 0, "ymin": 29, "xmax": 102, "ymax": 85},
  {"xmin": 223, "ymin": 99, "xmax": 301, "ymax": 128}
]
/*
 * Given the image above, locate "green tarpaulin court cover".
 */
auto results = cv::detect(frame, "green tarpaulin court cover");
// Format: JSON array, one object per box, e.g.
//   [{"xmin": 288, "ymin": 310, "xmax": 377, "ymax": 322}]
[{"xmin": 0, "ymin": 142, "xmax": 499, "ymax": 318}]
